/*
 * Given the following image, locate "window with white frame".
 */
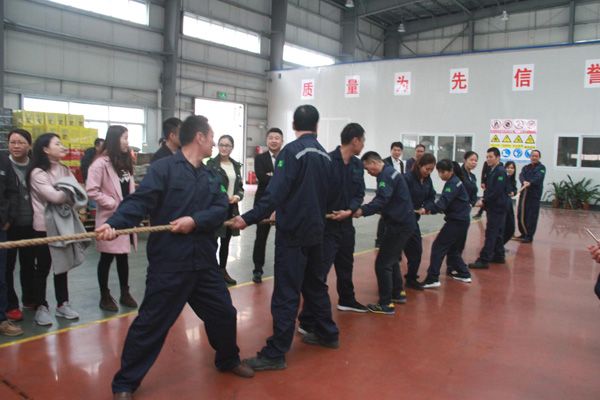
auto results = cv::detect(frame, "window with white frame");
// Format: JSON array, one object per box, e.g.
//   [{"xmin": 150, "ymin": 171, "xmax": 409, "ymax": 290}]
[
  {"xmin": 556, "ymin": 135, "xmax": 600, "ymax": 168},
  {"xmin": 402, "ymin": 134, "xmax": 473, "ymax": 162},
  {"xmin": 23, "ymin": 97, "xmax": 146, "ymax": 150},
  {"xmin": 183, "ymin": 13, "xmax": 261, "ymax": 54},
  {"xmin": 283, "ymin": 43, "xmax": 336, "ymax": 67},
  {"xmin": 48, "ymin": 0, "xmax": 148, "ymax": 25}
]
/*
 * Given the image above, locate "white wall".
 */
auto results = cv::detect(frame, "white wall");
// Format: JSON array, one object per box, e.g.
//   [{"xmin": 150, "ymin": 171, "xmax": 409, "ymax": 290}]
[{"xmin": 267, "ymin": 43, "xmax": 600, "ymax": 195}]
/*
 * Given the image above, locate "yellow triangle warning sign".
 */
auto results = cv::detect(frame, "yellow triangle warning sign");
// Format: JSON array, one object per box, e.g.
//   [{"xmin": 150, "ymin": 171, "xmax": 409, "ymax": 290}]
[
  {"xmin": 502, "ymin": 136, "xmax": 511, "ymax": 143},
  {"xmin": 491, "ymin": 135, "xmax": 500, "ymax": 143},
  {"xmin": 525, "ymin": 135, "xmax": 535, "ymax": 144},
  {"xmin": 514, "ymin": 135, "xmax": 523, "ymax": 143}
]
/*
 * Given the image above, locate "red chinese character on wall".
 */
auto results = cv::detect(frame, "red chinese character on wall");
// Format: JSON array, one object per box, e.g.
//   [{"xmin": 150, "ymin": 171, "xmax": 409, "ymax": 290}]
[
  {"xmin": 302, "ymin": 81, "xmax": 314, "ymax": 97},
  {"xmin": 346, "ymin": 79, "xmax": 359, "ymax": 95},
  {"xmin": 451, "ymin": 72, "xmax": 467, "ymax": 90},
  {"xmin": 514, "ymin": 68, "xmax": 532, "ymax": 88},
  {"xmin": 587, "ymin": 63, "xmax": 600, "ymax": 85},
  {"xmin": 396, "ymin": 76, "xmax": 408, "ymax": 92}
]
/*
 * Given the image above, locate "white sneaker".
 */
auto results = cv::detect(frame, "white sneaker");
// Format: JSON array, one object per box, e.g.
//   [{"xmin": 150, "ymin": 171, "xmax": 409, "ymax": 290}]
[
  {"xmin": 422, "ymin": 280, "xmax": 441, "ymax": 289},
  {"xmin": 35, "ymin": 306, "xmax": 53, "ymax": 326},
  {"xmin": 56, "ymin": 302, "xmax": 80, "ymax": 320},
  {"xmin": 452, "ymin": 275, "xmax": 472, "ymax": 283}
]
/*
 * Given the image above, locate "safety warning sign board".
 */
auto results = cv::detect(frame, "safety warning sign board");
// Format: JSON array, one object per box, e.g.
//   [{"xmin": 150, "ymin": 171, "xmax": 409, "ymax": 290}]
[{"xmin": 489, "ymin": 119, "xmax": 537, "ymax": 163}]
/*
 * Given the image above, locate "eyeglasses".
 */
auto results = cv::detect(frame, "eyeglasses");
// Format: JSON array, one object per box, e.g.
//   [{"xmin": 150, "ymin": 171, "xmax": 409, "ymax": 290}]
[{"xmin": 218, "ymin": 144, "xmax": 233, "ymax": 148}]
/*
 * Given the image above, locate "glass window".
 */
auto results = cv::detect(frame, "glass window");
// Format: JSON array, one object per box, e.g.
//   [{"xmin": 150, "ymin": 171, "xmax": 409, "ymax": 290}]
[
  {"xmin": 48, "ymin": 0, "xmax": 148, "ymax": 25},
  {"xmin": 110, "ymin": 106, "xmax": 145, "ymax": 124},
  {"xmin": 182, "ymin": 13, "xmax": 261, "ymax": 54},
  {"xmin": 455, "ymin": 136, "xmax": 472, "ymax": 161},
  {"xmin": 581, "ymin": 137, "xmax": 600, "ymax": 168},
  {"xmin": 418, "ymin": 135, "xmax": 435, "ymax": 154},
  {"xmin": 70, "ymin": 103, "xmax": 109, "ymax": 121},
  {"xmin": 88, "ymin": 122, "xmax": 109, "ymax": 137},
  {"xmin": 125, "ymin": 124, "xmax": 144, "ymax": 150},
  {"xmin": 283, "ymin": 44, "xmax": 336, "ymax": 67},
  {"xmin": 438, "ymin": 136, "xmax": 454, "ymax": 161},
  {"xmin": 23, "ymin": 98, "xmax": 68, "ymax": 114},
  {"xmin": 402, "ymin": 135, "xmax": 418, "ymax": 160},
  {"xmin": 556, "ymin": 137, "xmax": 579, "ymax": 167}
]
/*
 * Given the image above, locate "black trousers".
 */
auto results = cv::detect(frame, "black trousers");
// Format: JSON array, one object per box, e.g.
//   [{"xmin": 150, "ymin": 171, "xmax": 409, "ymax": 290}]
[
  {"xmin": 517, "ymin": 194, "xmax": 541, "ymax": 240},
  {"xmin": 218, "ymin": 228, "xmax": 233, "ymax": 269},
  {"xmin": 252, "ymin": 223, "xmax": 271, "ymax": 274},
  {"xmin": 261, "ymin": 240, "xmax": 338, "ymax": 359},
  {"xmin": 479, "ymin": 210, "xmax": 506, "ymax": 261},
  {"xmin": 298, "ymin": 228, "xmax": 357, "ymax": 330},
  {"xmin": 112, "ymin": 266, "xmax": 240, "ymax": 394},
  {"xmin": 6, "ymin": 225, "xmax": 36, "ymax": 309},
  {"xmin": 404, "ymin": 223, "xmax": 423, "ymax": 280},
  {"xmin": 375, "ymin": 227, "xmax": 413, "ymax": 305},
  {"xmin": 98, "ymin": 252, "xmax": 130, "ymax": 292},
  {"xmin": 503, "ymin": 201, "xmax": 516, "ymax": 244},
  {"xmin": 32, "ymin": 231, "xmax": 69, "ymax": 308},
  {"xmin": 426, "ymin": 219, "xmax": 471, "ymax": 280}
]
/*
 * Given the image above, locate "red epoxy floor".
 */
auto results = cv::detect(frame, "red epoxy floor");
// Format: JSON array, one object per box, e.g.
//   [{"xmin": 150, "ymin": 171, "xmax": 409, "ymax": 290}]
[{"xmin": 1, "ymin": 208, "xmax": 600, "ymax": 400}]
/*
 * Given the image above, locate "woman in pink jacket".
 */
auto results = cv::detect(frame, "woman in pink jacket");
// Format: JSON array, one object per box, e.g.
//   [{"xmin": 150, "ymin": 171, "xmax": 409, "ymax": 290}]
[
  {"xmin": 87, "ymin": 126, "xmax": 137, "ymax": 311},
  {"xmin": 28, "ymin": 133, "xmax": 80, "ymax": 326}
]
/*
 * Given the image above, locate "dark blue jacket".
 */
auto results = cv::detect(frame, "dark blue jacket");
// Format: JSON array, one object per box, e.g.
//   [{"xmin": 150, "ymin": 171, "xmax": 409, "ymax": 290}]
[
  {"xmin": 402, "ymin": 171, "xmax": 436, "ymax": 222},
  {"xmin": 325, "ymin": 146, "xmax": 365, "ymax": 236},
  {"xmin": 242, "ymin": 133, "xmax": 331, "ymax": 246},
  {"xmin": 105, "ymin": 150, "xmax": 229, "ymax": 272},
  {"xmin": 360, "ymin": 165, "xmax": 415, "ymax": 233},
  {"xmin": 461, "ymin": 165, "xmax": 478, "ymax": 206},
  {"xmin": 483, "ymin": 164, "xmax": 510, "ymax": 213},
  {"xmin": 519, "ymin": 162, "xmax": 546, "ymax": 199},
  {"xmin": 425, "ymin": 174, "xmax": 471, "ymax": 222}
]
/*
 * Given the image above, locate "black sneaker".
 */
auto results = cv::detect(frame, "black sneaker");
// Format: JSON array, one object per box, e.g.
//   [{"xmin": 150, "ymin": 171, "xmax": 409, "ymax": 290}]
[
  {"xmin": 421, "ymin": 277, "xmax": 441, "ymax": 289},
  {"xmin": 490, "ymin": 257, "xmax": 506, "ymax": 264},
  {"xmin": 468, "ymin": 259, "xmax": 489, "ymax": 269},
  {"xmin": 451, "ymin": 274, "xmax": 472, "ymax": 283},
  {"xmin": 243, "ymin": 353, "xmax": 286, "ymax": 371},
  {"xmin": 392, "ymin": 291, "xmax": 407, "ymax": 304},
  {"xmin": 252, "ymin": 271, "xmax": 262, "ymax": 283},
  {"xmin": 301, "ymin": 332, "xmax": 340, "ymax": 349},
  {"xmin": 521, "ymin": 237, "xmax": 533, "ymax": 243},
  {"xmin": 337, "ymin": 301, "xmax": 368, "ymax": 313},
  {"xmin": 445, "ymin": 268, "xmax": 457, "ymax": 276},
  {"xmin": 297, "ymin": 325, "xmax": 312, "ymax": 335},
  {"xmin": 405, "ymin": 278, "xmax": 424, "ymax": 291},
  {"xmin": 367, "ymin": 303, "xmax": 395, "ymax": 315}
]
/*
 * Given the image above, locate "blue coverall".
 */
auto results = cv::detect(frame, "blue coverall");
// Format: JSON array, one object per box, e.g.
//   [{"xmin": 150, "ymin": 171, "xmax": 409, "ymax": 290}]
[
  {"xmin": 518, "ymin": 162, "xmax": 546, "ymax": 240},
  {"xmin": 479, "ymin": 164, "xmax": 510, "ymax": 261}
]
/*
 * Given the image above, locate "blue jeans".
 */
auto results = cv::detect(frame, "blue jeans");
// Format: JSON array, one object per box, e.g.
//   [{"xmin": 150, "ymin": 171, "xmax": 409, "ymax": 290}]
[{"xmin": 0, "ymin": 230, "xmax": 8, "ymax": 322}]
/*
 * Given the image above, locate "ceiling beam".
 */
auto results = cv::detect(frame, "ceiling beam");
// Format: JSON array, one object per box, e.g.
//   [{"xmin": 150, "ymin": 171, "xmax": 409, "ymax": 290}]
[
  {"xmin": 401, "ymin": 0, "xmax": 575, "ymax": 36},
  {"xmin": 355, "ymin": 0, "xmax": 424, "ymax": 18}
]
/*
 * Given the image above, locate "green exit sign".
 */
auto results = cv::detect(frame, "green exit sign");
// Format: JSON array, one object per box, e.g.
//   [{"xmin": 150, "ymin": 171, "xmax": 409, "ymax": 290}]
[{"xmin": 217, "ymin": 92, "xmax": 227, "ymax": 99}]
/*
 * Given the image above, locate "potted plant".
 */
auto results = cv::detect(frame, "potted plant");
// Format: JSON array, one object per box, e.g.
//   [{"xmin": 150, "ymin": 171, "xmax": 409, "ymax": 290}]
[
  {"xmin": 544, "ymin": 181, "xmax": 566, "ymax": 208},
  {"xmin": 577, "ymin": 177, "xmax": 600, "ymax": 210}
]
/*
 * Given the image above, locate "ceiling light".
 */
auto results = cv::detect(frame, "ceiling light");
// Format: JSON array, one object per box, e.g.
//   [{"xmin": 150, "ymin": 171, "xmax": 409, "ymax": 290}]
[
  {"xmin": 501, "ymin": 10, "xmax": 509, "ymax": 21},
  {"xmin": 345, "ymin": 0, "xmax": 354, "ymax": 8},
  {"xmin": 397, "ymin": 23, "xmax": 406, "ymax": 33}
]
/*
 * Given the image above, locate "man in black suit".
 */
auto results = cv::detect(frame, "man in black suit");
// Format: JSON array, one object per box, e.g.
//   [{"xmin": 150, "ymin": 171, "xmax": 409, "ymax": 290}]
[
  {"xmin": 251, "ymin": 128, "xmax": 284, "ymax": 283},
  {"xmin": 376, "ymin": 141, "xmax": 404, "ymax": 247},
  {"xmin": 151, "ymin": 117, "xmax": 182, "ymax": 163}
]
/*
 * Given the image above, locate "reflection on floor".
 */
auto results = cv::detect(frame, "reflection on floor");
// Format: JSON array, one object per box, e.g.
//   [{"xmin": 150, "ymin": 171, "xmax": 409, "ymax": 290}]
[{"xmin": 1, "ymin": 205, "xmax": 600, "ymax": 399}]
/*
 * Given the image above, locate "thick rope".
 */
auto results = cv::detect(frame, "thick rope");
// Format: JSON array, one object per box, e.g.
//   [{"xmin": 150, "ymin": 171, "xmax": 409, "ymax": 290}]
[
  {"xmin": 519, "ymin": 187, "xmax": 528, "ymax": 236},
  {"xmin": 0, "ymin": 214, "xmax": 340, "ymax": 249}
]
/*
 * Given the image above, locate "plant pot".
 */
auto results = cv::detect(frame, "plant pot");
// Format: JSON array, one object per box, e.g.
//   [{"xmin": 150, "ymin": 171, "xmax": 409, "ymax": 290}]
[
  {"xmin": 552, "ymin": 200, "xmax": 560, "ymax": 208},
  {"xmin": 583, "ymin": 203, "xmax": 590, "ymax": 210},
  {"xmin": 565, "ymin": 203, "xmax": 572, "ymax": 209},
  {"xmin": 576, "ymin": 202, "xmax": 583, "ymax": 209}
]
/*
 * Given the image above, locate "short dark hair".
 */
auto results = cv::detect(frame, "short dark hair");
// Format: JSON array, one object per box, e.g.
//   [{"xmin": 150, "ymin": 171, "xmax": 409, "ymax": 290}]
[
  {"xmin": 340, "ymin": 123, "xmax": 365, "ymax": 145},
  {"xmin": 9, "ymin": 128, "xmax": 32, "ymax": 145},
  {"xmin": 416, "ymin": 144, "xmax": 426, "ymax": 151},
  {"xmin": 267, "ymin": 127, "xmax": 283, "ymax": 137},
  {"xmin": 162, "ymin": 117, "xmax": 182, "ymax": 140},
  {"xmin": 390, "ymin": 141, "xmax": 403, "ymax": 150},
  {"xmin": 531, "ymin": 149, "xmax": 541, "ymax": 157},
  {"xmin": 487, "ymin": 147, "xmax": 500, "ymax": 157},
  {"xmin": 218, "ymin": 135, "xmax": 234, "ymax": 147},
  {"xmin": 360, "ymin": 151, "xmax": 382, "ymax": 163},
  {"xmin": 94, "ymin": 138, "xmax": 104, "ymax": 147},
  {"xmin": 293, "ymin": 105, "xmax": 319, "ymax": 132},
  {"xmin": 179, "ymin": 115, "xmax": 210, "ymax": 146}
]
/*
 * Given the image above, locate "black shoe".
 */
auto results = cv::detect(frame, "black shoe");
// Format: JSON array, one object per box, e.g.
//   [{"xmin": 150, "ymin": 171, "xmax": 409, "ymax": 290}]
[
  {"xmin": 301, "ymin": 332, "xmax": 340, "ymax": 349},
  {"xmin": 445, "ymin": 269, "xmax": 457, "ymax": 276},
  {"xmin": 252, "ymin": 271, "xmax": 262, "ymax": 283},
  {"xmin": 521, "ymin": 237, "xmax": 533, "ymax": 243},
  {"xmin": 468, "ymin": 259, "xmax": 490, "ymax": 269},
  {"xmin": 421, "ymin": 277, "xmax": 441, "ymax": 289},
  {"xmin": 297, "ymin": 324, "xmax": 312, "ymax": 335},
  {"xmin": 490, "ymin": 257, "xmax": 506, "ymax": 264},
  {"xmin": 405, "ymin": 278, "xmax": 424, "ymax": 291},
  {"xmin": 337, "ymin": 300, "xmax": 368, "ymax": 313},
  {"xmin": 243, "ymin": 353, "xmax": 286, "ymax": 371}
]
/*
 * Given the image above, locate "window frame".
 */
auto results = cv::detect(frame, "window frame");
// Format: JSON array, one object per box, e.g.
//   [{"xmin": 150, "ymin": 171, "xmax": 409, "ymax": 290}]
[
  {"xmin": 47, "ymin": 0, "xmax": 149, "ymax": 26},
  {"xmin": 283, "ymin": 43, "xmax": 336, "ymax": 68},
  {"xmin": 555, "ymin": 134, "xmax": 600, "ymax": 169},
  {"xmin": 402, "ymin": 133, "xmax": 474, "ymax": 162}
]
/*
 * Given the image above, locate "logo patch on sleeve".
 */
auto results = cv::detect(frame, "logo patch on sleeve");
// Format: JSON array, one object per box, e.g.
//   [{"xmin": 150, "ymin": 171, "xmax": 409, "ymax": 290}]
[
  {"xmin": 220, "ymin": 185, "xmax": 227, "ymax": 193},
  {"xmin": 498, "ymin": 176, "xmax": 504, "ymax": 181},
  {"xmin": 277, "ymin": 160, "xmax": 284, "ymax": 167},
  {"xmin": 541, "ymin": 169, "xmax": 545, "ymax": 173},
  {"xmin": 445, "ymin": 187, "xmax": 452, "ymax": 193},
  {"xmin": 379, "ymin": 182, "xmax": 386, "ymax": 188}
]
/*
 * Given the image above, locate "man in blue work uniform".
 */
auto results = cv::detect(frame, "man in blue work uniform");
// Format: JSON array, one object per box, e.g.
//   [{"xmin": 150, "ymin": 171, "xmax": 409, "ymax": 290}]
[
  {"xmin": 469, "ymin": 147, "xmax": 510, "ymax": 269},
  {"xmin": 230, "ymin": 105, "xmax": 339, "ymax": 371},
  {"xmin": 97, "ymin": 115, "xmax": 254, "ymax": 400},
  {"xmin": 516, "ymin": 150, "xmax": 545, "ymax": 243},
  {"xmin": 298, "ymin": 123, "xmax": 367, "ymax": 334},
  {"xmin": 354, "ymin": 151, "xmax": 416, "ymax": 315}
]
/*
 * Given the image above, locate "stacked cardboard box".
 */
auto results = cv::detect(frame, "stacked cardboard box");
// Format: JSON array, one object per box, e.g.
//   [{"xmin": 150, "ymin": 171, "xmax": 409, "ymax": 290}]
[{"xmin": 12, "ymin": 110, "xmax": 98, "ymax": 182}]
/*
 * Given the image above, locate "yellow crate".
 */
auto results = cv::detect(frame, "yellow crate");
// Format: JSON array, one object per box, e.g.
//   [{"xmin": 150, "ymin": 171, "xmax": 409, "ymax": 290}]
[
  {"xmin": 33, "ymin": 112, "xmax": 45, "ymax": 125},
  {"xmin": 44, "ymin": 113, "xmax": 58, "ymax": 125},
  {"xmin": 42, "ymin": 124, "xmax": 60, "ymax": 135},
  {"xmin": 67, "ymin": 114, "xmax": 85, "ymax": 127},
  {"xmin": 13, "ymin": 111, "xmax": 35, "ymax": 126},
  {"xmin": 56, "ymin": 114, "xmax": 67, "ymax": 126}
]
